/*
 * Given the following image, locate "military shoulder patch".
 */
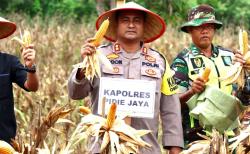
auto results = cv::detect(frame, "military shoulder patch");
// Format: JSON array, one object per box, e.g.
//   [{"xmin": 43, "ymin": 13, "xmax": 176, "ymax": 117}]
[{"xmin": 190, "ymin": 57, "xmax": 204, "ymax": 69}]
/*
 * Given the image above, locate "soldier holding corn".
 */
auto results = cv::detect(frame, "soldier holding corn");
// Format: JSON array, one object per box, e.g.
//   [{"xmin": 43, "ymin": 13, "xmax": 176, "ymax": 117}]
[
  {"xmin": 0, "ymin": 17, "xmax": 38, "ymax": 143},
  {"xmin": 68, "ymin": 1, "xmax": 183, "ymax": 154},
  {"xmin": 170, "ymin": 4, "xmax": 246, "ymax": 145}
]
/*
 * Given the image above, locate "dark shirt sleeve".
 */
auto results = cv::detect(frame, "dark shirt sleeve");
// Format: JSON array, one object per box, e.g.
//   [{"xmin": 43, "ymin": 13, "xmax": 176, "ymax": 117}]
[{"xmin": 10, "ymin": 56, "xmax": 28, "ymax": 91}]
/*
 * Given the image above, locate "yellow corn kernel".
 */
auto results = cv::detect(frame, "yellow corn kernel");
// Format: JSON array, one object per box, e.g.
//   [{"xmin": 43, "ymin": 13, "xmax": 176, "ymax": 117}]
[
  {"xmin": 79, "ymin": 106, "xmax": 91, "ymax": 115},
  {"xmin": 201, "ymin": 67, "xmax": 211, "ymax": 82},
  {"xmin": 92, "ymin": 19, "xmax": 109, "ymax": 47},
  {"xmin": 106, "ymin": 103, "xmax": 117, "ymax": 129},
  {"xmin": 243, "ymin": 30, "xmax": 248, "ymax": 55}
]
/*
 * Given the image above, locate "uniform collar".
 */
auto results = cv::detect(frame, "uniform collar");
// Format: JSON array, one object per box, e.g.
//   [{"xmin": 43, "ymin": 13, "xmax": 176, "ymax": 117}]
[
  {"xmin": 112, "ymin": 42, "xmax": 149, "ymax": 59},
  {"xmin": 189, "ymin": 43, "xmax": 219, "ymax": 57}
]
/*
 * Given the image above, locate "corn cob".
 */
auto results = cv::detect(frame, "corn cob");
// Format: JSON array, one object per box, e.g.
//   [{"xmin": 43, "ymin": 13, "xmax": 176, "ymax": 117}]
[
  {"xmin": 106, "ymin": 103, "xmax": 117, "ymax": 129},
  {"xmin": 0, "ymin": 140, "xmax": 15, "ymax": 154},
  {"xmin": 12, "ymin": 30, "xmax": 32, "ymax": 50},
  {"xmin": 81, "ymin": 19, "xmax": 112, "ymax": 81},
  {"xmin": 91, "ymin": 19, "xmax": 109, "ymax": 47},
  {"xmin": 239, "ymin": 29, "xmax": 248, "ymax": 55},
  {"xmin": 243, "ymin": 30, "xmax": 248, "ymax": 55},
  {"xmin": 220, "ymin": 29, "xmax": 249, "ymax": 89},
  {"xmin": 79, "ymin": 106, "xmax": 91, "ymax": 115},
  {"xmin": 201, "ymin": 67, "xmax": 211, "ymax": 82}
]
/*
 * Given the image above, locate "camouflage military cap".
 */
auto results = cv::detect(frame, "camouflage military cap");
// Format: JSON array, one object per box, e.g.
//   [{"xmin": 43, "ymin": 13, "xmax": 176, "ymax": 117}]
[{"xmin": 180, "ymin": 4, "xmax": 223, "ymax": 33}]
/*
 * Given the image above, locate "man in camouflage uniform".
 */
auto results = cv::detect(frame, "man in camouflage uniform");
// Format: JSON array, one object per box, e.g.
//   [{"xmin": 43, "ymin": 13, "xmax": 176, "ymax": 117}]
[
  {"xmin": 68, "ymin": 1, "xmax": 183, "ymax": 154},
  {"xmin": 171, "ymin": 4, "xmax": 245, "ymax": 144}
]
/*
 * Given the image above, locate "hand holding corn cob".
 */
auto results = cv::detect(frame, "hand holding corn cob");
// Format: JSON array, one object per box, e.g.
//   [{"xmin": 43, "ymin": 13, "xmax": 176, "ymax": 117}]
[
  {"xmin": 219, "ymin": 29, "xmax": 249, "ymax": 89},
  {"xmin": 12, "ymin": 30, "xmax": 36, "ymax": 68},
  {"xmin": 80, "ymin": 19, "xmax": 113, "ymax": 81},
  {"xmin": 189, "ymin": 68, "xmax": 210, "ymax": 94}
]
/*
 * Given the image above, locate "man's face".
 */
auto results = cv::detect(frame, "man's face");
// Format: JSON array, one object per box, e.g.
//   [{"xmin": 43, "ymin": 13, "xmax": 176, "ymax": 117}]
[
  {"xmin": 116, "ymin": 10, "xmax": 144, "ymax": 42},
  {"xmin": 188, "ymin": 23, "xmax": 215, "ymax": 49}
]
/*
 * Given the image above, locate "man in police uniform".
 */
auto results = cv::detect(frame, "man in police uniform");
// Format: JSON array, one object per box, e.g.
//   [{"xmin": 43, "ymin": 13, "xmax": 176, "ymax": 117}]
[
  {"xmin": 171, "ymin": 4, "xmax": 245, "ymax": 144},
  {"xmin": 0, "ymin": 17, "xmax": 38, "ymax": 143},
  {"xmin": 68, "ymin": 1, "xmax": 183, "ymax": 154}
]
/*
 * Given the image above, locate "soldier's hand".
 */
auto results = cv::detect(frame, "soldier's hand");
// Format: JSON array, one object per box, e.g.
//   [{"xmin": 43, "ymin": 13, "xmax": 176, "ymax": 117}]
[
  {"xmin": 233, "ymin": 50, "xmax": 246, "ymax": 65},
  {"xmin": 190, "ymin": 77, "xmax": 206, "ymax": 94},
  {"xmin": 81, "ymin": 38, "xmax": 96, "ymax": 59},
  {"xmin": 21, "ymin": 44, "xmax": 36, "ymax": 68}
]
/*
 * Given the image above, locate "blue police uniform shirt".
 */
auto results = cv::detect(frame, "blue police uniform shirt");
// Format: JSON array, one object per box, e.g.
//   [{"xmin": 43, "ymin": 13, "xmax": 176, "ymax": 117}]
[{"xmin": 0, "ymin": 52, "xmax": 28, "ymax": 143}]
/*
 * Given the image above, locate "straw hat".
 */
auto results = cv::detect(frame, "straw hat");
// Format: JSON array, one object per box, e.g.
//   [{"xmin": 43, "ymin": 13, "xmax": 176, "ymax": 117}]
[
  {"xmin": 180, "ymin": 4, "xmax": 222, "ymax": 33},
  {"xmin": 0, "ymin": 17, "xmax": 16, "ymax": 39},
  {"xmin": 96, "ymin": 2, "xmax": 166, "ymax": 43}
]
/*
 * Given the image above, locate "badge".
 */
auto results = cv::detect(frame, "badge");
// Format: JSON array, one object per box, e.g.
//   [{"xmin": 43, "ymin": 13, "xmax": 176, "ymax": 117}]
[
  {"xmin": 142, "ymin": 47, "xmax": 148, "ymax": 55},
  {"xmin": 145, "ymin": 69, "xmax": 156, "ymax": 76},
  {"xmin": 167, "ymin": 77, "xmax": 176, "ymax": 87},
  {"xmin": 113, "ymin": 67, "xmax": 119, "ymax": 73},
  {"xmin": 191, "ymin": 57, "xmax": 204, "ymax": 69},
  {"xmin": 107, "ymin": 53, "xmax": 119, "ymax": 60},
  {"xmin": 114, "ymin": 44, "xmax": 120, "ymax": 52},
  {"xmin": 145, "ymin": 55, "xmax": 156, "ymax": 62},
  {"xmin": 221, "ymin": 56, "xmax": 232, "ymax": 66}
]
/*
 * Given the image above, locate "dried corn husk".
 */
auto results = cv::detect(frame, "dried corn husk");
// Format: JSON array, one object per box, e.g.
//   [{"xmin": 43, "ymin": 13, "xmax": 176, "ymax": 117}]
[
  {"xmin": 67, "ymin": 103, "xmax": 151, "ymax": 153},
  {"xmin": 220, "ymin": 29, "xmax": 249, "ymax": 89},
  {"xmin": 12, "ymin": 30, "xmax": 32, "ymax": 50}
]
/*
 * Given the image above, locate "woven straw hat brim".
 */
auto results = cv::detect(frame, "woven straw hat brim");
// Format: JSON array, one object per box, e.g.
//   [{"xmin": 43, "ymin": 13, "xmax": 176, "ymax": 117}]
[
  {"xmin": 180, "ymin": 18, "xmax": 222, "ymax": 33},
  {"xmin": 0, "ymin": 17, "xmax": 16, "ymax": 39},
  {"xmin": 96, "ymin": 2, "xmax": 166, "ymax": 43}
]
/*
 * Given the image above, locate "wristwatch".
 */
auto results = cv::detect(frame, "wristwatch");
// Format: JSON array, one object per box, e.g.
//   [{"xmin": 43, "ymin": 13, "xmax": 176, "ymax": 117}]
[{"xmin": 25, "ymin": 64, "xmax": 36, "ymax": 73}]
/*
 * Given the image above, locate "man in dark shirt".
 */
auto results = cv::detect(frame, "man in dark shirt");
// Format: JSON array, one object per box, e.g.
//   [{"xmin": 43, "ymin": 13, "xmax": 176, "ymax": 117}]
[{"xmin": 0, "ymin": 16, "xmax": 39, "ymax": 143}]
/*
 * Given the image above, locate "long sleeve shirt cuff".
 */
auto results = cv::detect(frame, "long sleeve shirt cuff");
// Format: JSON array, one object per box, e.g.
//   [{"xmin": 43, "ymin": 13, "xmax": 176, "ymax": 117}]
[{"xmin": 162, "ymin": 134, "xmax": 184, "ymax": 149}]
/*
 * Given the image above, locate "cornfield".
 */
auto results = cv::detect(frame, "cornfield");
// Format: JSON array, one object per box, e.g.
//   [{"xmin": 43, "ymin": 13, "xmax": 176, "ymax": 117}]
[{"xmin": 0, "ymin": 14, "xmax": 240, "ymax": 153}]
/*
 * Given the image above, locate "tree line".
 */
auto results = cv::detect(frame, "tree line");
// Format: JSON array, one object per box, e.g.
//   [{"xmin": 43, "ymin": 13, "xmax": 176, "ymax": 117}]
[{"xmin": 0, "ymin": 0, "xmax": 249, "ymax": 28}]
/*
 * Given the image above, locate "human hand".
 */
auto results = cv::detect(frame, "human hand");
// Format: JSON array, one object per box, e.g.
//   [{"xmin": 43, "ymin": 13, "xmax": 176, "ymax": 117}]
[
  {"xmin": 21, "ymin": 44, "xmax": 36, "ymax": 68},
  {"xmin": 80, "ymin": 38, "xmax": 96, "ymax": 59},
  {"xmin": 190, "ymin": 77, "xmax": 206, "ymax": 94},
  {"xmin": 168, "ymin": 146, "xmax": 182, "ymax": 154},
  {"xmin": 233, "ymin": 50, "xmax": 246, "ymax": 66}
]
